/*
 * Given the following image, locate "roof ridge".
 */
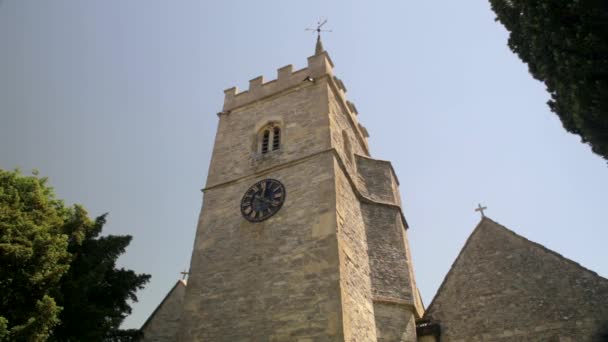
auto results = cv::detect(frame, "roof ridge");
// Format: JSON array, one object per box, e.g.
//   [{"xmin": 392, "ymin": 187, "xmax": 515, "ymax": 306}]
[
  {"xmin": 423, "ymin": 217, "xmax": 487, "ymax": 315},
  {"xmin": 482, "ymin": 216, "xmax": 608, "ymax": 282},
  {"xmin": 424, "ymin": 217, "xmax": 608, "ymax": 318},
  {"xmin": 139, "ymin": 279, "xmax": 187, "ymax": 331}
]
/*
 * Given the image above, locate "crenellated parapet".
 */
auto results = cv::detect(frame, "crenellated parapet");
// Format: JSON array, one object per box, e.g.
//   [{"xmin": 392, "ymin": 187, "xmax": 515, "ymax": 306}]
[
  {"xmin": 218, "ymin": 46, "xmax": 369, "ymax": 162},
  {"xmin": 222, "ymin": 51, "xmax": 335, "ymax": 111},
  {"xmin": 221, "ymin": 47, "xmax": 371, "ymax": 156}
]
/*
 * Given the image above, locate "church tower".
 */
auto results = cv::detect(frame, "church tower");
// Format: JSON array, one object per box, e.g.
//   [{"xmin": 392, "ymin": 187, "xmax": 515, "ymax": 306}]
[{"xmin": 177, "ymin": 39, "xmax": 424, "ymax": 341}]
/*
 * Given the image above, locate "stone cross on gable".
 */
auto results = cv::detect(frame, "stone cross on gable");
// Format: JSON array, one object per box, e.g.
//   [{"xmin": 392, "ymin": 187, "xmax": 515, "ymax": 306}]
[
  {"xmin": 180, "ymin": 270, "xmax": 189, "ymax": 280},
  {"xmin": 475, "ymin": 203, "xmax": 488, "ymax": 217}
]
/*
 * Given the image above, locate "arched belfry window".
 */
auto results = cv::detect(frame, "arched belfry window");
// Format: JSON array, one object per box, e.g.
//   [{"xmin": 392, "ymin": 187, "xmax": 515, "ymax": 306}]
[
  {"xmin": 261, "ymin": 129, "xmax": 270, "ymax": 153},
  {"xmin": 258, "ymin": 122, "xmax": 282, "ymax": 154},
  {"xmin": 272, "ymin": 127, "xmax": 281, "ymax": 151}
]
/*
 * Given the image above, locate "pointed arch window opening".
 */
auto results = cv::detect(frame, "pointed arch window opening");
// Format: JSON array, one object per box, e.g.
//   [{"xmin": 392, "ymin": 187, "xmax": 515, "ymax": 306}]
[
  {"xmin": 272, "ymin": 127, "xmax": 281, "ymax": 151},
  {"xmin": 259, "ymin": 123, "xmax": 282, "ymax": 155},
  {"xmin": 261, "ymin": 130, "xmax": 270, "ymax": 154}
]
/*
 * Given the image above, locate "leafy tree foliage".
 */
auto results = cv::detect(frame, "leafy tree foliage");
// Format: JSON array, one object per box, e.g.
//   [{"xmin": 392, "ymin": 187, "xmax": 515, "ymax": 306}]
[
  {"xmin": 0, "ymin": 169, "xmax": 70, "ymax": 341},
  {"xmin": 489, "ymin": 0, "xmax": 608, "ymax": 161},
  {"xmin": 0, "ymin": 170, "xmax": 150, "ymax": 341}
]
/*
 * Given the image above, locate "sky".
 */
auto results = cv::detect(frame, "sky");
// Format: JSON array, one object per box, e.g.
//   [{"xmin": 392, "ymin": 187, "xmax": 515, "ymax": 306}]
[{"xmin": 1, "ymin": 0, "xmax": 606, "ymax": 330}]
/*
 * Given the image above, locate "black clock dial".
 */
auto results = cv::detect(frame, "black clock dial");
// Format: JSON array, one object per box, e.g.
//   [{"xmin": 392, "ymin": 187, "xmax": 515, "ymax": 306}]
[{"xmin": 241, "ymin": 179, "xmax": 285, "ymax": 222}]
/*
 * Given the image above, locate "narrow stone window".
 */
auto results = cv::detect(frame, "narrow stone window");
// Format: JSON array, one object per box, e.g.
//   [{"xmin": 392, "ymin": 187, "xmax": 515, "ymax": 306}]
[
  {"xmin": 261, "ymin": 129, "xmax": 270, "ymax": 154},
  {"xmin": 342, "ymin": 130, "xmax": 353, "ymax": 164},
  {"xmin": 258, "ymin": 122, "xmax": 282, "ymax": 155},
  {"xmin": 272, "ymin": 127, "xmax": 281, "ymax": 151}
]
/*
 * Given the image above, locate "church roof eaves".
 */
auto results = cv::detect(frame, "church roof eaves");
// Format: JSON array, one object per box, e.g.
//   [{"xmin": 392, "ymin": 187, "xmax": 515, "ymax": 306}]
[{"xmin": 480, "ymin": 217, "xmax": 606, "ymax": 280}]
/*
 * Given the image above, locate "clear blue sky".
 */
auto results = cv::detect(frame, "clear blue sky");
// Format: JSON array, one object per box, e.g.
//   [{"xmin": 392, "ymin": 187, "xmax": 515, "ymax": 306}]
[{"xmin": 1, "ymin": 1, "xmax": 606, "ymax": 329}]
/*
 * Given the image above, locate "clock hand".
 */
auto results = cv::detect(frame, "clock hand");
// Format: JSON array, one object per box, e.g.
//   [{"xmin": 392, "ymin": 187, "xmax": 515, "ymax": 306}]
[
  {"xmin": 252, "ymin": 194, "xmax": 271, "ymax": 205},
  {"xmin": 263, "ymin": 181, "xmax": 270, "ymax": 198},
  {"xmin": 261, "ymin": 198, "xmax": 281, "ymax": 207},
  {"xmin": 256, "ymin": 197, "xmax": 276, "ymax": 205}
]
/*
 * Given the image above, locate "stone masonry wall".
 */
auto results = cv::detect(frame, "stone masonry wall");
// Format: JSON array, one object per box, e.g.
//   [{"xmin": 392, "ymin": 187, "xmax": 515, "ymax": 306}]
[
  {"xmin": 328, "ymin": 78, "xmax": 419, "ymax": 341},
  {"xmin": 334, "ymin": 159, "xmax": 378, "ymax": 341},
  {"xmin": 179, "ymin": 153, "xmax": 344, "ymax": 341},
  {"xmin": 206, "ymin": 80, "xmax": 331, "ymax": 188},
  {"xmin": 328, "ymin": 86, "xmax": 368, "ymax": 161},
  {"xmin": 362, "ymin": 204, "xmax": 412, "ymax": 302},
  {"xmin": 372, "ymin": 302, "xmax": 417, "ymax": 342},
  {"xmin": 355, "ymin": 156, "xmax": 400, "ymax": 206},
  {"xmin": 140, "ymin": 281, "xmax": 186, "ymax": 342},
  {"xmin": 362, "ymin": 203, "xmax": 417, "ymax": 342},
  {"xmin": 424, "ymin": 218, "xmax": 608, "ymax": 341}
]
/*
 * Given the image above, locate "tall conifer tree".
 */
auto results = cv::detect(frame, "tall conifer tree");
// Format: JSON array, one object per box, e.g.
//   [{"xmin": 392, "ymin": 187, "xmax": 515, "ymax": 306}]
[
  {"xmin": 489, "ymin": 0, "xmax": 608, "ymax": 161},
  {"xmin": 0, "ymin": 170, "xmax": 149, "ymax": 341}
]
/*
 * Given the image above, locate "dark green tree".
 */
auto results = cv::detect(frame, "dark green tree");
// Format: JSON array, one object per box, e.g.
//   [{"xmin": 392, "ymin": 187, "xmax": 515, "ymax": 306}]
[
  {"xmin": 489, "ymin": 0, "xmax": 608, "ymax": 161},
  {"xmin": 51, "ymin": 208, "xmax": 150, "ymax": 342},
  {"xmin": 0, "ymin": 169, "xmax": 150, "ymax": 341},
  {"xmin": 0, "ymin": 169, "xmax": 70, "ymax": 341}
]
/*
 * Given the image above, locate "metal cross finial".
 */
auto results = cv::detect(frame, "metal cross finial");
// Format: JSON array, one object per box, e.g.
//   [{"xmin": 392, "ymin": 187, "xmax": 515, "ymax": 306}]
[
  {"xmin": 305, "ymin": 18, "xmax": 332, "ymax": 38},
  {"xmin": 180, "ymin": 270, "xmax": 189, "ymax": 280},
  {"xmin": 475, "ymin": 203, "xmax": 488, "ymax": 218}
]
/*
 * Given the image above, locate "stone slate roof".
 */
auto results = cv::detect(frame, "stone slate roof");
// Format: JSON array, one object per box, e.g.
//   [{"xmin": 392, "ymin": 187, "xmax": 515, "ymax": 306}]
[
  {"xmin": 139, "ymin": 279, "xmax": 186, "ymax": 340},
  {"xmin": 422, "ymin": 217, "xmax": 608, "ymax": 341}
]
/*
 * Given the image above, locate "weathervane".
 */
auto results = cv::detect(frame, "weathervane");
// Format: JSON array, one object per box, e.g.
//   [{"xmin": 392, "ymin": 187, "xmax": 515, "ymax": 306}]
[
  {"xmin": 306, "ymin": 18, "xmax": 332, "ymax": 38},
  {"xmin": 306, "ymin": 19, "xmax": 332, "ymax": 55}
]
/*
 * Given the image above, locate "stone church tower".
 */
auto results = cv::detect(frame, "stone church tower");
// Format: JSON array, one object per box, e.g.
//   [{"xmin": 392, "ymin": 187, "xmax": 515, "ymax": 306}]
[
  {"xmin": 140, "ymin": 38, "xmax": 608, "ymax": 342},
  {"xmin": 175, "ymin": 39, "xmax": 424, "ymax": 341}
]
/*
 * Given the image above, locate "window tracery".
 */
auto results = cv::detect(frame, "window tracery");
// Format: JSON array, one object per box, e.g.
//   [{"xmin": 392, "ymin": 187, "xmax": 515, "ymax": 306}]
[
  {"xmin": 272, "ymin": 127, "xmax": 281, "ymax": 151},
  {"xmin": 258, "ymin": 122, "xmax": 282, "ymax": 155},
  {"xmin": 261, "ymin": 129, "xmax": 270, "ymax": 154}
]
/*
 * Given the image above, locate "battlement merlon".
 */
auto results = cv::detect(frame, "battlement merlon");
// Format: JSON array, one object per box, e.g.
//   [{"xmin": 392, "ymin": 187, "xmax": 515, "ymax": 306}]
[{"xmin": 222, "ymin": 51, "xmax": 335, "ymax": 111}]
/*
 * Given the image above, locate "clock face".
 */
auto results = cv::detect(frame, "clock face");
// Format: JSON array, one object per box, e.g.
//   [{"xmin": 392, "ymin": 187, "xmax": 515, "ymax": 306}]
[{"xmin": 240, "ymin": 179, "xmax": 286, "ymax": 222}]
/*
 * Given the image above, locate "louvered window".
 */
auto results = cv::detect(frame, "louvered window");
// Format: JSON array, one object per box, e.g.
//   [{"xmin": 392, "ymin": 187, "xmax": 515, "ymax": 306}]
[
  {"xmin": 272, "ymin": 127, "xmax": 281, "ymax": 151},
  {"xmin": 261, "ymin": 130, "xmax": 270, "ymax": 154}
]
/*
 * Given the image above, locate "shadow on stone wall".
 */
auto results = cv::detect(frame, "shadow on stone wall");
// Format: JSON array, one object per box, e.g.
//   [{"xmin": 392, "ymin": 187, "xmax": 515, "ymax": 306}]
[{"xmin": 594, "ymin": 321, "xmax": 608, "ymax": 342}]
